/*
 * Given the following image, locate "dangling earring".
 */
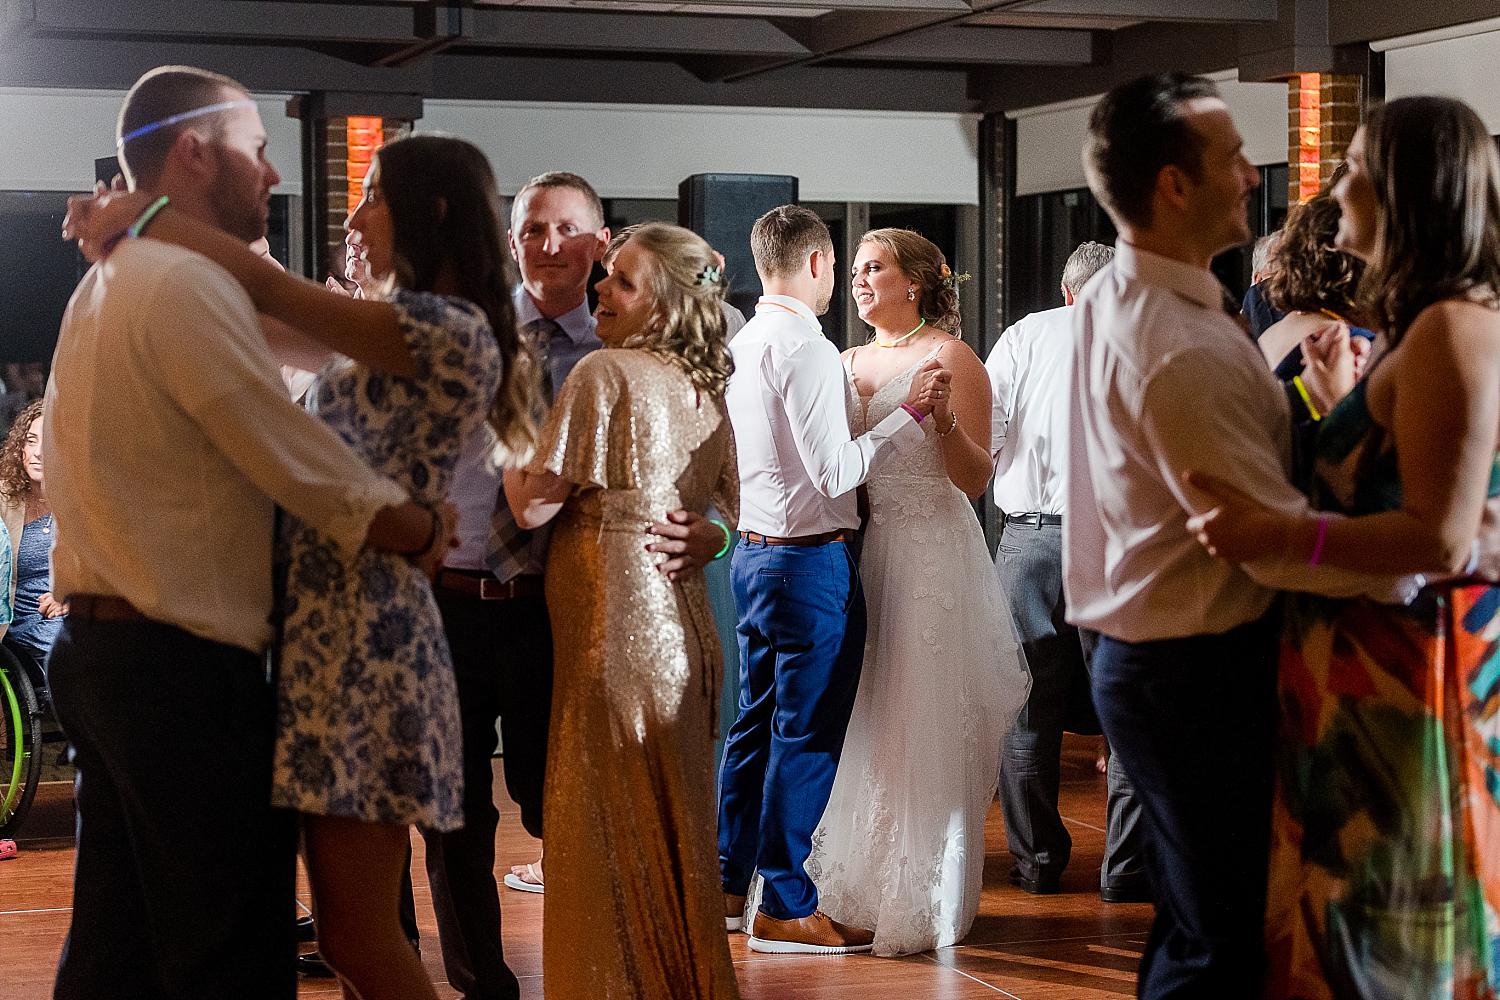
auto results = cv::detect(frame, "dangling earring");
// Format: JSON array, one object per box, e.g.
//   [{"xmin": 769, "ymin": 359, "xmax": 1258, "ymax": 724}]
[{"xmin": 906, "ymin": 287, "xmax": 916, "ymax": 301}]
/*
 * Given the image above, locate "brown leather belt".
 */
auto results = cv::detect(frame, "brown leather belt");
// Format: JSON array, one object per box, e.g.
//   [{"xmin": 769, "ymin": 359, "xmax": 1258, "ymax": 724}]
[
  {"xmin": 433, "ymin": 568, "xmax": 544, "ymax": 602},
  {"xmin": 66, "ymin": 594, "xmax": 149, "ymax": 623},
  {"xmin": 737, "ymin": 529, "xmax": 851, "ymax": 547}
]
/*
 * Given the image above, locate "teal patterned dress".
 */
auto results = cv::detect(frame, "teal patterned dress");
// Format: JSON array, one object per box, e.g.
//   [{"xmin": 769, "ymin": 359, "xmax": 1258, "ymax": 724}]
[{"xmin": 1266, "ymin": 380, "xmax": 1500, "ymax": 999}]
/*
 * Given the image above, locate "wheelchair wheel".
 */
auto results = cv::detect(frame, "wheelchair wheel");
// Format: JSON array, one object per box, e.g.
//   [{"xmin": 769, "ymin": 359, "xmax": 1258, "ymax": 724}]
[{"xmin": 0, "ymin": 645, "xmax": 43, "ymax": 838}]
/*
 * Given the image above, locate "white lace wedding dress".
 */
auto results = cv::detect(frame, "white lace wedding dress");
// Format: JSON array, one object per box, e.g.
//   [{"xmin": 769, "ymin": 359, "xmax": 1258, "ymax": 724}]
[{"xmin": 805, "ymin": 350, "xmax": 1030, "ymax": 956}]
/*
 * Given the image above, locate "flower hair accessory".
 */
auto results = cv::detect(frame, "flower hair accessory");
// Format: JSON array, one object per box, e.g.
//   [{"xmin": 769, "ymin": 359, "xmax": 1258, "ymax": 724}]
[
  {"xmin": 697, "ymin": 264, "xmax": 723, "ymax": 287},
  {"xmin": 939, "ymin": 263, "xmax": 971, "ymax": 291}
]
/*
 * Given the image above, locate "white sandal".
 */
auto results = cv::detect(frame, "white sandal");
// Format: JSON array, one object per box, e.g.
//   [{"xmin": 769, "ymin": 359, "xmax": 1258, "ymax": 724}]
[{"xmin": 503, "ymin": 861, "xmax": 544, "ymax": 894}]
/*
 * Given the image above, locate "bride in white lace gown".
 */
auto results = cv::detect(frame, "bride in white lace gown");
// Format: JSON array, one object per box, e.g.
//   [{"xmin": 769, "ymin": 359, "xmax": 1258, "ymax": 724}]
[{"xmin": 805, "ymin": 232, "xmax": 1030, "ymax": 957}]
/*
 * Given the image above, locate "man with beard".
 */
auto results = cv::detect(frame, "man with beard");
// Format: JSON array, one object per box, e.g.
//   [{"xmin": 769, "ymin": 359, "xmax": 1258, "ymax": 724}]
[{"xmin": 45, "ymin": 65, "xmax": 440, "ymax": 1000}]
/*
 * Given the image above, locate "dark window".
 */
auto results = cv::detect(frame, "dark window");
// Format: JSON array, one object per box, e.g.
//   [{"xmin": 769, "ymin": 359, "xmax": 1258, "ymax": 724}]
[{"xmin": 1007, "ymin": 164, "xmax": 1288, "ymax": 328}]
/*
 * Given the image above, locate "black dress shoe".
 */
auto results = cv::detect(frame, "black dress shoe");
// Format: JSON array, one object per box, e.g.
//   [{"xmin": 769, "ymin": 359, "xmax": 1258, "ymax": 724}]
[
  {"xmin": 1100, "ymin": 881, "xmax": 1152, "ymax": 904},
  {"xmin": 297, "ymin": 951, "xmax": 334, "ymax": 978},
  {"xmin": 296, "ymin": 915, "xmax": 317, "ymax": 943},
  {"xmin": 1007, "ymin": 867, "xmax": 1061, "ymax": 895}
]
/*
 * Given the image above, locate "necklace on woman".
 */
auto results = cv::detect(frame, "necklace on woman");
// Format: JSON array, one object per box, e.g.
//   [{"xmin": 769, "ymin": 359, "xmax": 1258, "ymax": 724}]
[
  {"xmin": 873, "ymin": 318, "xmax": 926, "ymax": 348},
  {"xmin": 40, "ymin": 512, "xmax": 52, "ymax": 535}
]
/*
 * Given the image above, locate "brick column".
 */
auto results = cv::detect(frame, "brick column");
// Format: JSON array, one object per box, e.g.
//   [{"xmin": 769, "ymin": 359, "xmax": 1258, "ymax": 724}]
[{"xmin": 1287, "ymin": 73, "xmax": 1361, "ymax": 206}]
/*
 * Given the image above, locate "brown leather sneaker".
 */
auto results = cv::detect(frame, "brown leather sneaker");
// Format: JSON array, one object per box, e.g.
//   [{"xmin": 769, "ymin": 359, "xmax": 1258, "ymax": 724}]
[
  {"xmin": 724, "ymin": 892, "xmax": 747, "ymax": 932},
  {"xmin": 747, "ymin": 910, "xmax": 875, "ymax": 955}
]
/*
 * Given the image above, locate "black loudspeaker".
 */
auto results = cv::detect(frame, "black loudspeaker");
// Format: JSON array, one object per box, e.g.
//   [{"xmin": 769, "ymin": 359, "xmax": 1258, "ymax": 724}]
[{"xmin": 678, "ymin": 173, "xmax": 798, "ymax": 318}]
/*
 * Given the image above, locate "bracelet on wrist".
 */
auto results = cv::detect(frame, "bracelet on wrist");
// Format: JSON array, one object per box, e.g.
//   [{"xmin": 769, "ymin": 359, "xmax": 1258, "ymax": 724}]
[
  {"xmin": 709, "ymin": 518, "xmax": 733, "ymax": 560},
  {"xmin": 1307, "ymin": 515, "xmax": 1330, "ymax": 567},
  {"xmin": 899, "ymin": 402, "xmax": 926, "ymax": 424},
  {"xmin": 1291, "ymin": 375, "xmax": 1322, "ymax": 422},
  {"xmin": 936, "ymin": 409, "xmax": 959, "ymax": 437},
  {"xmin": 127, "ymin": 195, "xmax": 171, "ymax": 240}
]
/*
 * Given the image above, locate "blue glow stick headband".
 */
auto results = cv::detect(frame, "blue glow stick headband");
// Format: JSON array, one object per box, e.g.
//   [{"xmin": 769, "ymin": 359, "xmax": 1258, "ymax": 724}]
[{"xmin": 116, "ymin": 99, "xmax": 257, "ymax": 148}]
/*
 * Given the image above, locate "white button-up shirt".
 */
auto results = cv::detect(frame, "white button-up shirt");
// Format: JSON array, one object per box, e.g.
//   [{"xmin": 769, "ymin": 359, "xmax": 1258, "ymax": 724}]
[
  {"xmin": 45, "ymin": 240, "xmax": 407, "ymax": 653},
  {"xmin": 986, "ymin": 304, "xmax": 1072, "ymax": 516},
  {"xmin": 727, "ymin": 294, "xmax": 924, "ymax": 537},
  {"xmin": 1063, "ymin": 241, "xmax": 1403, "ymax": 643}
]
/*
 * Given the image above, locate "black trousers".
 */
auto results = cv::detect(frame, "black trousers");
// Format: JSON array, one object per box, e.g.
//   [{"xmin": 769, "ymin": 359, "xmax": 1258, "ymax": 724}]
[
  {"xmin": 48, "ymin": 617, "xmax": 297, "ymax": 1000},
  {"xmin": 420, "ymin": 589, "xmax": 552, "ymax": 1000},
  {"xmin": 1091, "ymin": 614, "xmax": 1280, "ymax": 1000}
]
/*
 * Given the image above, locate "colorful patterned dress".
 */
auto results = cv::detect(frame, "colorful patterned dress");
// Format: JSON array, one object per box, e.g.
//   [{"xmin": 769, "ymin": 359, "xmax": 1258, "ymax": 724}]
[
  {"xmin": 1266, "ymin": 380, "xmax": 1500, "ymax": 1000},
  {"xmin": 272, "ymin": 290, "xmax": 500, "ymax": 832}
]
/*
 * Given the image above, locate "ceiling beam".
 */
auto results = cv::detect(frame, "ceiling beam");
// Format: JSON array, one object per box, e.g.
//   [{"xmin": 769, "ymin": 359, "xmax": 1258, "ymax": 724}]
[
  {"xmin": 1008, "ymin": 0, "xmax": 1277, "ymax": 22},
  {"xmin": 26, "ymin": 0, "xmax": 419, "ymax": 44},
  {"xmin": 1326, "ymin": 0, "xmax": 1500, "ymax": 45},
  {"xmin": 465, "ymin": 8, "xmax": 809, "ymax": 57},
  {"xmin": 0, "ymin": 34, "xmax": 433, "ymax": 94},
  {"xmin": 967, "ymin": 18, "xmax": 1240, "ymax": 111},
  {"xmin": 845, "ymin": 24, "xmax": 1093, "ymax": 64},
  {"xmin": 431, "ymin": 50, "xmax": 976, "ymax": 111},
  {"xmin": 668, "ymin": 0, "xmax": 968, "ymax": 8},
  {"xmin": 710, "ymin": 4, "xmax": 1000, "ymax": 82}
]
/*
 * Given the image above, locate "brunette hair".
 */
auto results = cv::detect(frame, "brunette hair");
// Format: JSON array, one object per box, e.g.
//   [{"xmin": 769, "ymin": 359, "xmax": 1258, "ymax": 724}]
[
  {"xmin": 374, "ymin": 135, "xmax": 539, "ymax": 458},
  {"xmin": 117, "ymin": 66, "xmax": 248, "ymax": 187},
  {"xmin": 1358, "ymin": 96, "xmax": 1500, "ymax": 346},
  {"xmin": 1085, "ymin": 72, "xmax": 1221, "ymax": 229},
  {"xmin": 616, "ymin": 223, "xmax": 735, "ymax": 397},
  {"xmin": 0, "ymin": 399, "xmax": 43, "ymax": 504},
  {"xmin": 750, "ymin": 206, "xmax": 833, "ymax": 280},
  {"xmin": 859, "ymin": 228, "xmax": 961, "ymax": 333},
  {"xmin": 1265, "ymin": 178, "xmax": 1366, "ymax": 321}
]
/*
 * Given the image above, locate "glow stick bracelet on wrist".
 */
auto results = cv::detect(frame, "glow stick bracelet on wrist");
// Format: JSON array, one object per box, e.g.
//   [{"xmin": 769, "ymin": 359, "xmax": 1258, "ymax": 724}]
[
  {"xmin": 709, "ymin": 518, "xmax": 733, "ymax": 560},
  {"xmin": 127, "ymin": 195, "xmax": 171, "ymax": 239}
]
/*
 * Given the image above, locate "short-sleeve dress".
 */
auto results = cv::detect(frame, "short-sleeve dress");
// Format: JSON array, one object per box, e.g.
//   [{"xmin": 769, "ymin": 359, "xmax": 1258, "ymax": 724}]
[
  {"xmin": 533, "ymin": 348, "xmax": 741, "ymax": 1000},
  {"xmin": 271, "ymin": 290, "xmax": 500, "ymax": 832}
]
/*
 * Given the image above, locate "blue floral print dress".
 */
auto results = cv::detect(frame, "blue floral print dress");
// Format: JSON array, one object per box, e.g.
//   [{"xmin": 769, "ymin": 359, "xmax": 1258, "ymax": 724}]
[{"xmin": 271, "ymin": 290, "xmax": 500, "ymax": 831}]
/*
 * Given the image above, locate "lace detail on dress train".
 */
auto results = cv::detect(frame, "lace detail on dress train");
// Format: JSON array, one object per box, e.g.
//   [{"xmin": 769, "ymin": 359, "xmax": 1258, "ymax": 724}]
[{"xmin": 802, "ymin": 350, "xmax": 1031, "ymax": 956}]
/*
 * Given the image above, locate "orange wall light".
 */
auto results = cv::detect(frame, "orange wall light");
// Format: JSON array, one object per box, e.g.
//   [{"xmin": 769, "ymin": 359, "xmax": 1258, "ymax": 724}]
[
  {"xmin": 346, "ymin": 116, "xmax": 384, "ymax": 215},
  {"xmin": 1296, "ymin": 73, "xmax": 1322, "ymax": 203}
]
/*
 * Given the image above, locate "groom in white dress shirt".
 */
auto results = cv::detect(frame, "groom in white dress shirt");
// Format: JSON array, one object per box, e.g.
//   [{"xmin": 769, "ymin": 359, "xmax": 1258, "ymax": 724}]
[{"xmin": 716, "ymin": 205, "xmax": 946, "ymax": 955}]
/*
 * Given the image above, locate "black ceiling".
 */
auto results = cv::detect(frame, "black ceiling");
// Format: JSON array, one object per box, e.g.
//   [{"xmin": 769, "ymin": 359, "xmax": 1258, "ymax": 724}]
[{"xmin": 0, "ymin": 1, "xmax": 1488, "ymax": 112}]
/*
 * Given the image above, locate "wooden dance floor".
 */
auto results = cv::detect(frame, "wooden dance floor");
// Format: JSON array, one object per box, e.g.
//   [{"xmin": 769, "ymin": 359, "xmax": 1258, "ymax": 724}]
[{"xmin": 0, "ymin": 736, "xmax": 1147, "ymax": 999}]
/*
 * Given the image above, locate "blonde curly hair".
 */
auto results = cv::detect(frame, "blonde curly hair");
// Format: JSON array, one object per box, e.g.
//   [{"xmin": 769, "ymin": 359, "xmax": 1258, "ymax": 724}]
[
  {"xmin": 858, "ymin": 228, "xmax": 962, "ymax": 333},
  {"xmin": 615, "ymin": 223, "xmax": 735, "ymax": 398}
]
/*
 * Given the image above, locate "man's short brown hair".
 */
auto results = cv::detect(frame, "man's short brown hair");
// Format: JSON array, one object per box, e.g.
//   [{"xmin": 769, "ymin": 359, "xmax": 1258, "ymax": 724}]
[
  {"xmin": 510, "ymin": 171, "xmax": 605, "ymax": 231},
  {"xmin": 750, "ymin": 205, "xmax": 832, "ymax": 280},
  {"xmin": 117, "ymin": 65, "xmax": 248, "ymax": 187},
  {"xmin": 1084, "ymin": 72, "xmax": 1220, "ymax": 229}
]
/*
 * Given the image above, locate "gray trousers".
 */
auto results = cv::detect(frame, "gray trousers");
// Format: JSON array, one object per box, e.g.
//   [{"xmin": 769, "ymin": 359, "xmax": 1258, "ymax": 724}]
[{"xmin": 995, "ymin": 519, "xmax": 1144, "ymax": 889}]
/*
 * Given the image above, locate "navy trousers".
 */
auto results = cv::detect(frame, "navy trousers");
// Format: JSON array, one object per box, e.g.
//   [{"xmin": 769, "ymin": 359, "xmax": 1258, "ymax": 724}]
[
  {"xmin": 1090, "ymin": 614, "xmax": 1279, "ymax": 1000},
  {"xmin": 48, "ymin": 617, "xmax": 297, "ymax": 1000},
  {"xmin": 717, "ymin": 538, "xmax": 866, "ymax": 920}
]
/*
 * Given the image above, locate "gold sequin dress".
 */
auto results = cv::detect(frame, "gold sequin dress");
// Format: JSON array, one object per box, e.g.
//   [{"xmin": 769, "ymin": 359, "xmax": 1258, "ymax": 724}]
[{"xmin": 528, "ymin": 348, "xmax": 741, "ymax": 1000}]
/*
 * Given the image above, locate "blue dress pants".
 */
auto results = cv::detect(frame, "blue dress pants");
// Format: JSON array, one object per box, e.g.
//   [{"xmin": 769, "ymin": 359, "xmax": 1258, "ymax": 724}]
[
  {"xmin": 717, "ymin": 538, "xmax": 865, "ymax": 921},
  {"xmin": 1090, "ymin": 614, "xmax": 1279, "ymax": 1000}
]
